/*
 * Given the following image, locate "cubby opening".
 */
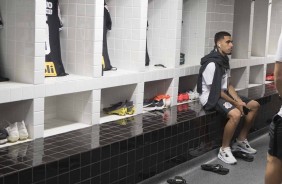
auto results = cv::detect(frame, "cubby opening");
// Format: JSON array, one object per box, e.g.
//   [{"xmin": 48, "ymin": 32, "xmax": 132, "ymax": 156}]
[
  {"xmin": 104, "ymin": 0, "xmax": 146, "ymax": 75},
  {"xmin": 0, "ymin": 100, "xmax": 33, "ymax": 148},
  {"xmin": 180, "ymin": 0, "xmax": 206, "ymax": 67},
  {"xmin": 178, "ymin": 74, "xmax": 199, "ymax": 104},
  {"xmin": 268, "ymin": 0, "xmax": 282, "ymax": 56},
  {"xmin": 230, "ymin": 67, "xmax": 247, "ymax": 90},
  {"xmin": 144, "ymin": 78, "xmax": 173, "ymax": 112},
  {"xmin": 251, "ymin": 0, "xmax": 271, "ymax": 57},
  {"xmin": 100, "ymin": 84, "xmax": 137, "ymax": 124},
  {"xmin": 232, "ymin": 0, "xmax": 254, "ymax": 59},
  {"xmin": 45, "ymin": 1, "xmax": 99, "ymax": 83},
  {"xmin": 249, "ymin": 65, "xmax": 264, "ymax": 87},
  {"xmin": 44, "ymin": 91, "xmax": 93, "ymax": 137},
  {"xmin": 265, "ymin": 63, "xmax": 275, "ymax": 84},
  {"xmin": 146, "ymin": 0, "xmax": 180, "ymax": 69},
  {"xmin": 0, "ymin": 0, "xmax": 44, "ymax": 84}
]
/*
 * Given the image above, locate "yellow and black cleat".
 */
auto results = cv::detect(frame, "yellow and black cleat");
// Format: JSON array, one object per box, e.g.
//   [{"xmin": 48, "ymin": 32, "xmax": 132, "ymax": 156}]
[{"xmin": 107, "ymin": 107, "xmax": 127, "ymax": 116}]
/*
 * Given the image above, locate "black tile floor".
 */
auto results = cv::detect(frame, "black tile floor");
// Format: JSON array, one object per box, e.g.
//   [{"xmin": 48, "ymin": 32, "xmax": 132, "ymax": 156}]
[{"xmin": 0, "ymin": 83, "xmax": 279, "ymax": 184}]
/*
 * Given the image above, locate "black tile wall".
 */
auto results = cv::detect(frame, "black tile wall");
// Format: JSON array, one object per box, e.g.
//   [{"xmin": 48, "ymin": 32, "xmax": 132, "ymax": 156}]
[{"xmin": 0, "ymin": 84, "xmax": 279, "ymax": 184}]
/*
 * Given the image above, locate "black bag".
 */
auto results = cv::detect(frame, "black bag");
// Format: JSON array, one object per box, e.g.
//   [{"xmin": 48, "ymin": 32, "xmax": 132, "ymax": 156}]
[{"xmin": 45, "ymin": 0, "xmax": 67, "ymax": 77}]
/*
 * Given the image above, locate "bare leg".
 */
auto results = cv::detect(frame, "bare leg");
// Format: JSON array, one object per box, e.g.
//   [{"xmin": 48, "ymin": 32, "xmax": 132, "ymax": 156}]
[
  {"xmin": 238, "ymin": 100, "xmax": 260, "ymax": 141},
  {"xmin": 222, "ymin": 108, "xmax": 241, "ymax": 148},
  {"xmin": 265, "ymin": 154, "xmax": 282, "ymax": 184}
]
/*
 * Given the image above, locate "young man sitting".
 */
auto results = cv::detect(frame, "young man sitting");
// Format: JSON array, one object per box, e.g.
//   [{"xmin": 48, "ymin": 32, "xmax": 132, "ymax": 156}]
[{"xmin": 197, "ymin": 31, "xmax": 260, "ymax": 164}]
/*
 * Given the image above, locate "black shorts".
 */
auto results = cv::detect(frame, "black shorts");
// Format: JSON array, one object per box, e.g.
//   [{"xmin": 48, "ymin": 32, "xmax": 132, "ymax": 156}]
[
  {"xmin": 214, "ymin": 94, "xmax": 251, "ymax": 117},
  {"xmin": 268, "ymin": 114, "xmax": 282, "ymax": 159}
]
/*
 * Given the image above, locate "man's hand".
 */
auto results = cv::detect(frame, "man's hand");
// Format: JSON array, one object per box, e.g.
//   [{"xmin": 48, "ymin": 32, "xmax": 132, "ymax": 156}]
[{"xmin": 235, "ymin": 101, "xmax": 246, "ymax": 115}]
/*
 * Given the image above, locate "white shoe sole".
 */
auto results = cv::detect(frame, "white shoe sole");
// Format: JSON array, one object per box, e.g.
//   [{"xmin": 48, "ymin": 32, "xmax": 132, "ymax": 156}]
[
  {"xmin": 0, "ymin": 138, "xmax": 7, "ymax": 145},
  {"xmin": 218, "ymin": 153, "xmax": 237, "ymax": 165},
  {"xmin": 8, "ymin": 136, "xmax": 19, "ymax": 142}
]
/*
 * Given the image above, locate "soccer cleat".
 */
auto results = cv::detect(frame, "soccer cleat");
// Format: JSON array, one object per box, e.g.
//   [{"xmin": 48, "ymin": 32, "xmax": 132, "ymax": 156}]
[
  {"xmin": 155, "ymin": 99, "xmax": 166, "ymax": 110},
  {"xmin": 6, "ymin": 122, "xmax": 19, "ymax": 142},
  {"xmin": 178, "ymin": 93, "xmax": 184, "ymax": 103},
  {"xmin": 218, "ymin": 147, "xmax": 237, "ymax": 165},
  {"xmin": 103, "ymin": 102, "xmax": 127, "ymax": 116},
  {"xmin": 182, "ymin": 93, "xmax": 189, "ymax": 101},
  {"xmin": 266, "ymin": 73, "xmax": 274, "ymax": 81},
  {"xmin": 0, "ymin": 129, "xmax": 8, "ymax": 145},
  {"xmin": 143, "ymin": 99, "xmax": 156, "ymax": 111},
  {"xmin": 17, "ymin": 121, "xmax": 29, "ymax": 140},
  {"xmin": 232, "ymin": 139, "xmax": 257, "ymax": 154},
  {"xmin": 154, "ymin": 94, "xmax": 171, "ymax": 108},
  {"xmin": 125, "ymin": 100, "xmax": 135, "ymax": 115}
]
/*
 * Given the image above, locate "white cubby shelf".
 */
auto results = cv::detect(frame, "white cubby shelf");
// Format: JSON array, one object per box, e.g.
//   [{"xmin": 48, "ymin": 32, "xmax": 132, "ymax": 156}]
[
  {"xmin": 44, "ymin": 91, "xmax": 93, "ymax": 137},
  {"xmin": 0, "ymin": 0, "xmax": 279, "ymax": 142},
  {"xmin": 100, "ymin": 84, "xmax": 139, "ymax": 124}
]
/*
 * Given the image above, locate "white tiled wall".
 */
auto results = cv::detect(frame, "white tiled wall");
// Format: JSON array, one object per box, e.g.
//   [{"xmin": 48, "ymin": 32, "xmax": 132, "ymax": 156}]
[
  {"xmin": 0, "ymin": 0, "xmax": 45, "ymax": 84},
  {"xmin": 251, "ymin": 0, "xmax": 271, "ymax": 57},
  {"xmin": 232, "ymin": 0, "xmax": 253, "ymax": 59},
  {"xmin": 147, "ymin": 0, "xmax": 182, "ymax": 68},
  {"xmin": 178, "ymin": 74, "xmax": 198, "ymax": 92},
  {"xmin": 268, "ymin": 0, "xmax": 282, "ymax": 55},
  {"xmin": 205, "ymin": 0, "xmax": 234, "ymax": 54},
  {"xmin": 181, "ymin": 0, "xmax": 207, "ymax": 66},
  {"xmin": 59, "ymin": 0, "xmax": 103, "ymax": 77},
  {"xmin": 249, "ymin": 65, "xmax": 264, "ymax": 84},
  {"xmin": 230, "ymin": 67, "xmax": 248, "ymax": 90},
  {"xmin": 45, "ymin": 91, "xmax": 93, "ymax": 125},
  {"xmin": 105, "ymin": 0, "xmax": 147, "ymax": 71}
]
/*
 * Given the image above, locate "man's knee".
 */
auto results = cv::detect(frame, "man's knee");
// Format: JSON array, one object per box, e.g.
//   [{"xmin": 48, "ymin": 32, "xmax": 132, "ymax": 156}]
[
  {"xmin": 248, "ymin": 100, "xmax": 260, "ymax": 111},
  {"xmin": 228, "ymin": 109, "xmax": 241, "ymax": 124}
]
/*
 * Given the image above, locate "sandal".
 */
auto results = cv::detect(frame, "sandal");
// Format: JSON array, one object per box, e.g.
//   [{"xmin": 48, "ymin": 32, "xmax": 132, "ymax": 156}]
[
  {"xmin": 167, "ymin": 176, "xmax": 186, "ymax": 184},
  {"xmin": 232, "ymin": 151, "xmax": 254, "ymax": 162},
  {"xmin": 201, "ymin": 164, "xmax": 229, "ymax": 175}
]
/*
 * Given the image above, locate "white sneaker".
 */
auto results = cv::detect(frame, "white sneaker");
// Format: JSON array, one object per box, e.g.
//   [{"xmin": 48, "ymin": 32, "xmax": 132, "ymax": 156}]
[
  {"xmin": 218, "ymin": 147, "xmax": 237, "ymax": 165},
  {"xmin": 6, "ymin": 122, "xmax": 19, "ymax": 142},
  {"xmin": 232, "ymin": 139, "xmax": 257, "ymax": 154},
  {"xmin": 17, "ymin": 121, "xmax": 29, "ymax": 140}
]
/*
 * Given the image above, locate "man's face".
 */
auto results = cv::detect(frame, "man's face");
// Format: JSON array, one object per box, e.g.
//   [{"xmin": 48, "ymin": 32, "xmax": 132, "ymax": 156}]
[{"xmin": 218, "ymin": 36, "xmax": 233, "ymax": 55}]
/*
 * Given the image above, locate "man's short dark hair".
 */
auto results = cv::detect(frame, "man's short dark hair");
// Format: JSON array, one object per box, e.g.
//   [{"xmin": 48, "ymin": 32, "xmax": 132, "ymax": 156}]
[{"xmin": 214, "ymin": 31, "xmax": 231, "ymax": 45}]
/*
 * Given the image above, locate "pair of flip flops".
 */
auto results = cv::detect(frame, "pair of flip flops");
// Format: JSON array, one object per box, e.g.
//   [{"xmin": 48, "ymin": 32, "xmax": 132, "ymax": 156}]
[
  {"xmin": 232, "ymin": 151, "xmax": 254, "ymax": 162},
  {"xmin": 201, "ymin": 164, "xmax": 229, "ymax": 175},
  {"xmin": 167, "ymin": 176, "xmax": 186, "ymax": 184}
]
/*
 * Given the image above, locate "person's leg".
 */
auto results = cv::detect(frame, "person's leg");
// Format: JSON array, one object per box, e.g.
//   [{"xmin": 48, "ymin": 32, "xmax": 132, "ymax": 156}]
[
  {"xmin": 238, "ymin": 100, "xmax": 260, "ymax": 140},
  {"xmin": 265, "ymin": 154, "xmax": 282, "ymax": 184},
  {"xmin": 213, "ymin": 98, "xmax": 241, "ymax": 164},
  {"xmin": 222, "ymin": 108, "xmax": 241, "ymax": 148}
]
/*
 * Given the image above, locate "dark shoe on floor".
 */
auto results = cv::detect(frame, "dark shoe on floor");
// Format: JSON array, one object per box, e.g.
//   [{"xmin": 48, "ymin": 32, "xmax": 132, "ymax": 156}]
[
  {"xmin": 167, "ymin": 176, "xmax": 186, "ymax": 184},
  {"xmin": 232, "ymin": 150, "xmax": 254, "ymax": 162},
  {"xmin": 201, "ymin": 164, "xmax": 229, "ymax": 175}
]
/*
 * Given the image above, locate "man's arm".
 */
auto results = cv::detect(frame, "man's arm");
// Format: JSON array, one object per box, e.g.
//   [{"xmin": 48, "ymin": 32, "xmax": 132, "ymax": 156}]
[
  {"xmin": 220, "ymin": 87, "xmax": 244, "ymax": 114},
  {"xmin": 226, "ymin": 84, "xmax": 244, "ymax": 103},
  {"xmin": 275, "ymin": 62, "xmax": 282, "ymax": 96}
]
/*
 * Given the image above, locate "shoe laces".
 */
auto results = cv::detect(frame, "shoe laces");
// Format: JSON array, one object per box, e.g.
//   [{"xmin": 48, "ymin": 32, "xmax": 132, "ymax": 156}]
[
  {"xmin": 241, "ymin": 139, "xmax": 252, "ymax": 148},
  {"xmin": 222, "ymin": 147, "xmax": 232, "ymax": 156}
]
